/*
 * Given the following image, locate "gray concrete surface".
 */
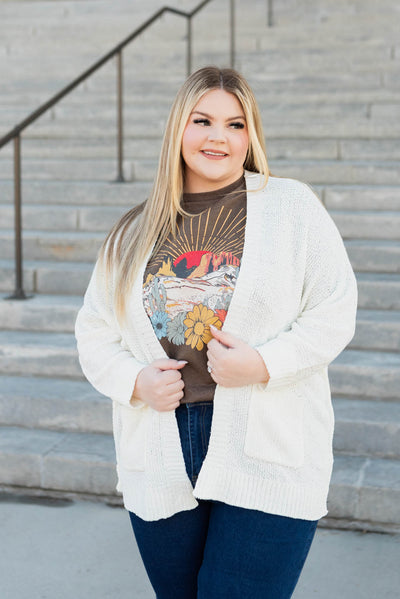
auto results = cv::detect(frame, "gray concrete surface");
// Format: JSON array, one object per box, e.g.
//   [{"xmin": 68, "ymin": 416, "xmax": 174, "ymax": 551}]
[{"xmin": 1, "ymin": 495, "xmax": 399, "ymax": 599}]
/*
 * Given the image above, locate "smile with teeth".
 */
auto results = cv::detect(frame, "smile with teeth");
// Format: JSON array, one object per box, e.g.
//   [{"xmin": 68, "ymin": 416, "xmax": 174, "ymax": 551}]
[{"xmin": 201, "ymin": 150, "xmax": 228, "ymax": 158}]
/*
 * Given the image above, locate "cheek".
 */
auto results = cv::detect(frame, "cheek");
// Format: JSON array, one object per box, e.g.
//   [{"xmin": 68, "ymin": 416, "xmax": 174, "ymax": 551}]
[
  {"xmin": 181, "ymin": 126, "xmax": 201, "ymax": 158},
  {"xmin": 234, "ymin": 133, "xmax": 249, "ymax": 162}
]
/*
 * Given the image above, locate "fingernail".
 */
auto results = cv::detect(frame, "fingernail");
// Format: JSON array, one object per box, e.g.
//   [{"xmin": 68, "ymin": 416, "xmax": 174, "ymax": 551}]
[
  {"xmin": 210, "ymin": 325, "xmax": 217, "ymax": 331},
  {"xmin": 179, "ymin": 360, "xmax": 188, "ymax": 365}
]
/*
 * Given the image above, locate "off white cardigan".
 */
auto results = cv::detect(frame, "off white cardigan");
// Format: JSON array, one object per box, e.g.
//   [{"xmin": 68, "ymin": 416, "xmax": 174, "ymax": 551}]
[{"xmin": 75, "ymin": 172, "xmax": 358, "ymax": 521}]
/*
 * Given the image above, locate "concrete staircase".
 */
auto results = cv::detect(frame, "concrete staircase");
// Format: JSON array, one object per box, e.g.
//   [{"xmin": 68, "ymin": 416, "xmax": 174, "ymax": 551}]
[{"xmin": 0, "ymin": 0, "xmax": 399, "ymax": 531}]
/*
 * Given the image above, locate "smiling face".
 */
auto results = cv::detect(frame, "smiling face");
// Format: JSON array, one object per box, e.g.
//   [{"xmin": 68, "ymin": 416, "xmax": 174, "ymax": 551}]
[{"xmin": 181, "ymin": 89, "xmax": 249, "ymax": 193}]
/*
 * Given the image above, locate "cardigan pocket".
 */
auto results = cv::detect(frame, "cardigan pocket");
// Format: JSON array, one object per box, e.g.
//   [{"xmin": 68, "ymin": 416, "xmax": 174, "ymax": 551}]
[
  {"xmin": 116, "ymin": 403, "xmax": 148, "ymax": 471},
  {"xmin": 244, "ymin": 384, "xmax": 305, "ymax": 469}
]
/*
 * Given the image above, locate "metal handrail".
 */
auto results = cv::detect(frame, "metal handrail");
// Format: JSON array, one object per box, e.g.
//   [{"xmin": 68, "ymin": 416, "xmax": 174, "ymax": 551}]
[{"xmin": 1, "ymin": 0, "xmax": 236, "ymax": 300}]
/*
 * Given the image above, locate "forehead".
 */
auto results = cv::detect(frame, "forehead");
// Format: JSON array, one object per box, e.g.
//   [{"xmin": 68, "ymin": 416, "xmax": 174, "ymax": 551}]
[{"xmin": 192, "ymin": 89, "xmax": 245, "ymax": 116}]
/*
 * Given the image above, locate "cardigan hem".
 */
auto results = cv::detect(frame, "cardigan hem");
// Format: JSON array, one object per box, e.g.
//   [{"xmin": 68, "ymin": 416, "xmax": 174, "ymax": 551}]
[
  {"xmin": 117, "ymin": 471, "xmax": 199, "ymax": 521},
  {"xmin": 193, "ymin": 467, "xmax": 328, "ymax": 521}
]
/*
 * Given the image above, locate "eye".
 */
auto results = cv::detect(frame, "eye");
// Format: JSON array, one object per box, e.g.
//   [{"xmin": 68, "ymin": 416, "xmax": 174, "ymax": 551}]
[
  {"xmin": 193, "ymin": 118, "xmax": 210, "ymax": 126},
  {"xmin": 229, "ymin": 121, "xmax": 245, "ymax": 129}
]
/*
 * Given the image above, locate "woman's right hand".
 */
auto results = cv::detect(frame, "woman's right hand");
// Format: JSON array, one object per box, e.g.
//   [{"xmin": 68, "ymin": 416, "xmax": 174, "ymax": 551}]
[{"xmin": 130, "ymin": 358, "xmax": 187, "ymax": 411}]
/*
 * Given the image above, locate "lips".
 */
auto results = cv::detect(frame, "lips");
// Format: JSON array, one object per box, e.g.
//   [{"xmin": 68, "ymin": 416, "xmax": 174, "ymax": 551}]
[{"xmin": 201, "ymin": 150, "xmax": 228, "ymax": 159}]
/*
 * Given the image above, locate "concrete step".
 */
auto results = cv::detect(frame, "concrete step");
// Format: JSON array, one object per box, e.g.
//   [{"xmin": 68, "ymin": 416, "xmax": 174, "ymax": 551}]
[
  {"xmin": 8, "ymin": 49, "xmax": 396, "ymax": 80},
  {"xmin": 324, "ymin": 186, "xmax": 400, "ymax": 211},
  {"xmin": 351, "ymin": 309, "xmax": 400, "ymax": 352},
  {"xmin": 330, "ymin": 349, "xmax": 400, "ymax": 401},
  {"xmin": 0, "ymin": 158, "xmax": 131, "ymax": 182},
  {"xmin": 0, "ymin": 375, "xmax": 111, "ymax": 434},
  {"xmin": 3, "ymin": 45, "xmax": 396, "ymax": 78},
  {"xmin": 327, "ymin": 454, "xmax": 400, "ymax": 529},
  {"xmin": 0, "ymin": 294, "xmax": 83, "ymax": 332},
  {"xmin": 0, "ymin": 204, "xmax": 129, "ymax": 232},
  {"xmin": 0, "ymin": 424, "xmax": 399, "ymax": 528},
  {"xmin": 356, "ymin": 273, "xmax": 400, "ymax": 310},
  {"xmin": 0, "ymin": 136, "xmax": 165, "ymax": 161},
  {"xmin": 0, "ymin": 179, "xmax": 151, "ymax": 206},
  {"xmin": 339, "ymin": 139, "xmax": 400, "ymax": 161},
  {"xmin": 0, "ymin": 259, "xmax": 92, "ymax": 296},
  {"xmin": 0, "ymin": 331, "xmax": 81, "ymax": 379},
  {"xmin": 332, "ymin": 398, "xmax": 400, "ymax": 459},
  {"xmin": 345, "ymin": 240, "xmax": 400, "ymax": 274},
  {"xmin": 273, "ymin": 7, "xmax": 400, "ymax": 30},
  {"xmin": 0, "ymin": 230, "xmax": 104, "ymax": 262},
  {"xmin": 0, "ymin": 0, "xmax": 165, "ymax": 19},
  {"xmin": 330, "ymin": 211, "xmax": 400, "ymax": 240},
  {"xmin": 0, "ymin": 426, "xmax": 117, "ymax": 496},
  {"xmin": 7, "ymin": 57, "xmax": 391, "ymax": 92},
  {"xmin": 238, "ymin": 50, "xmax": 395, "ymax": 75}
]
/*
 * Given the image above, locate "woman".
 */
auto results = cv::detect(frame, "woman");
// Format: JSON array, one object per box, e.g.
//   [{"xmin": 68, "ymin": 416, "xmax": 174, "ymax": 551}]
[{"xmin": 75, "ymin": 66, "xmax": 358, "ymax": 598}]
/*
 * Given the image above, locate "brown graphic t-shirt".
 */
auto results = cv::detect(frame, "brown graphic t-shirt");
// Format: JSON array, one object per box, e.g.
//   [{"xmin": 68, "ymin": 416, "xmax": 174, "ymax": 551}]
[{"xmin": 143, "ymin": 174, "xmax": 246, "ymax": 403}]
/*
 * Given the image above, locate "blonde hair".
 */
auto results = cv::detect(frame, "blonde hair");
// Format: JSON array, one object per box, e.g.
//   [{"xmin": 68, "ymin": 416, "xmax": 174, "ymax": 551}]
[{"xmin": 100, "ymin": 66, "xmax": 270, "ymax": 320}]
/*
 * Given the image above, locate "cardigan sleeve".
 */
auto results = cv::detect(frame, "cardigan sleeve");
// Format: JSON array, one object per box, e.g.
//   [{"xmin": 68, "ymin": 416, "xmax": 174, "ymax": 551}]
[
  {"xmin": 255, "ymin": 185, "xmax": 358, "ymax": 389},
  {"xmin": 75, "ymin": 254, "xmax": 147, "ymax": 409}
]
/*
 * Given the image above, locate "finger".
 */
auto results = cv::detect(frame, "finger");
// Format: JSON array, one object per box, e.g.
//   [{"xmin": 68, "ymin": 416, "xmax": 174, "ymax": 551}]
[
  {"xmin": 165, "ymin": 378, "xmax": 185, "ymax": 393},
  {"xmin": 207, "ymin": 338, "xmax": 219, "ymax": 353},
  {"xmin": 207, "ymin": 338, "xmax": 227, "ymax": 360},
  {"xmin": 156, "ymin": 399, "xmax": 181, "ymax": 412},
  {"xmin": 153, "ymin": 358, "xmax": 188, "ymax": 371},
  {"xmin": 163, "ymin": 392, "xmax": 184, "ymax": 410},
  {"xmin": 160, "ymin": 369, "xmax": 184, "ymax": 385},
  {"xmin": 209, "ymin": 325, "xmax": 239, "ymax": 348},
  {"xmin": 209, "ymin": 370, "xmax": 219, "ymax": 384}
]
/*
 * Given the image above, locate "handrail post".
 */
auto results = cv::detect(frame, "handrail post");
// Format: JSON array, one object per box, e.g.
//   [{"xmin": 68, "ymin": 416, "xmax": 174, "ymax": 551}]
[
  {"xmin": 187, "ymin": 16, "xmax": 192, "ymax": 76},
  {"xmin": 230, "ymin": 0, "xmax": 235, "ymax": 67},
  {"xmin": 6, "ymin": 134, "xmax": 29, "ymax": 300},
  {"xmin": 115, "ymin": 50, "xmax": 125, "ymax": 182},
  {"xmin": 267, "ymin": 0, "xmax": 273, "ymax": 27}
]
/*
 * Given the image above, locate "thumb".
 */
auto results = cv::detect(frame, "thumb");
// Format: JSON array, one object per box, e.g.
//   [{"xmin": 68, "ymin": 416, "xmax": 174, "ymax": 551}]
[
  {"xmin": 152, "ymin": 358, "xmax": 188, "ymax": 371},
  {"xmin": 209, "ymin": 325, "xmax": 238, "ymax": 348}
]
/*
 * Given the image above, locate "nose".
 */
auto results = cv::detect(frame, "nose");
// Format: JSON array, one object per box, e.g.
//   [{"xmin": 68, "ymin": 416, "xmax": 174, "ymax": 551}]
[{"xmin": 207, "ymin": 126, "xmax": 226, "ymax": 142}]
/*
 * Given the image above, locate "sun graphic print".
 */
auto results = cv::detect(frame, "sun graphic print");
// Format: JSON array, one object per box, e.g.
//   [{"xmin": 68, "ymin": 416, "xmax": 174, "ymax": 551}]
[{"xmin": 143, "ymin": 203, "xmax": 246, "ymax": 352}]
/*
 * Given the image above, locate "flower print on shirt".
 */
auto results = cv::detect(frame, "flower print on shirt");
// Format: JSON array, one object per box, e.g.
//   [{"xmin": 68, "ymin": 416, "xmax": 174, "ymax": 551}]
[
  {"xmin": 150, "ymin": 311, "xmax": 170, "ymax": 339},
  {"xmin": 184, "ymin": 304, "xmax": 222, "ymax": 351},
  {"xmin": 167, "ymin": 312, "xmax": 186, "ymax": 345}
]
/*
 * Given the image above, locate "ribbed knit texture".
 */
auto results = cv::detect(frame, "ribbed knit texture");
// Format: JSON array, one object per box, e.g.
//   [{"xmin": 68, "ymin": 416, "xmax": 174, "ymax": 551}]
[{"xmin": 75, "ymin": 172, "xmax": 358, "ymax": 521}]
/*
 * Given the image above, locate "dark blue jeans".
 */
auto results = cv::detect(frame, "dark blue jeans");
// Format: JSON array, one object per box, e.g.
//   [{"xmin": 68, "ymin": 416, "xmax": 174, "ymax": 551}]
[{"xmin": 129, "ymin": 401, "xmax": 318, "ymax": 599}]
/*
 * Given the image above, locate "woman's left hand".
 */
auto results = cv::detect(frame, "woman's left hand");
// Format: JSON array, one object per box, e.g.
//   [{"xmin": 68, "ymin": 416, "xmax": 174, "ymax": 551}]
[{"xmin": 206, "ymin": 325, "xmax": 270, "ymax": 388}]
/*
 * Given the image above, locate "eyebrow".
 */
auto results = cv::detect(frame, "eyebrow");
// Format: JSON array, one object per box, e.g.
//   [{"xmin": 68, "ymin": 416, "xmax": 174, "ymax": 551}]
[{"xmin": 191, "ymin": 110, "xmax": 246, "ymax": 121}]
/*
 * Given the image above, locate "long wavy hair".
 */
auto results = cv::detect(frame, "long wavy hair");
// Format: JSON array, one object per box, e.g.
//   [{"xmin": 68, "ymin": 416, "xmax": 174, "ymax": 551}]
[{"xmin": 99, "ymin": 66, "xmax": 270, "ymax": 320}]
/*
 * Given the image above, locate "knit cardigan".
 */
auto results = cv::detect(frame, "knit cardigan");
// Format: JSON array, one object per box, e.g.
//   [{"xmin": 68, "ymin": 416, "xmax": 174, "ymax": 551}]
[{"xmin": 75, "ymin": 172, "xmax": 358, "ymax": 522}]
